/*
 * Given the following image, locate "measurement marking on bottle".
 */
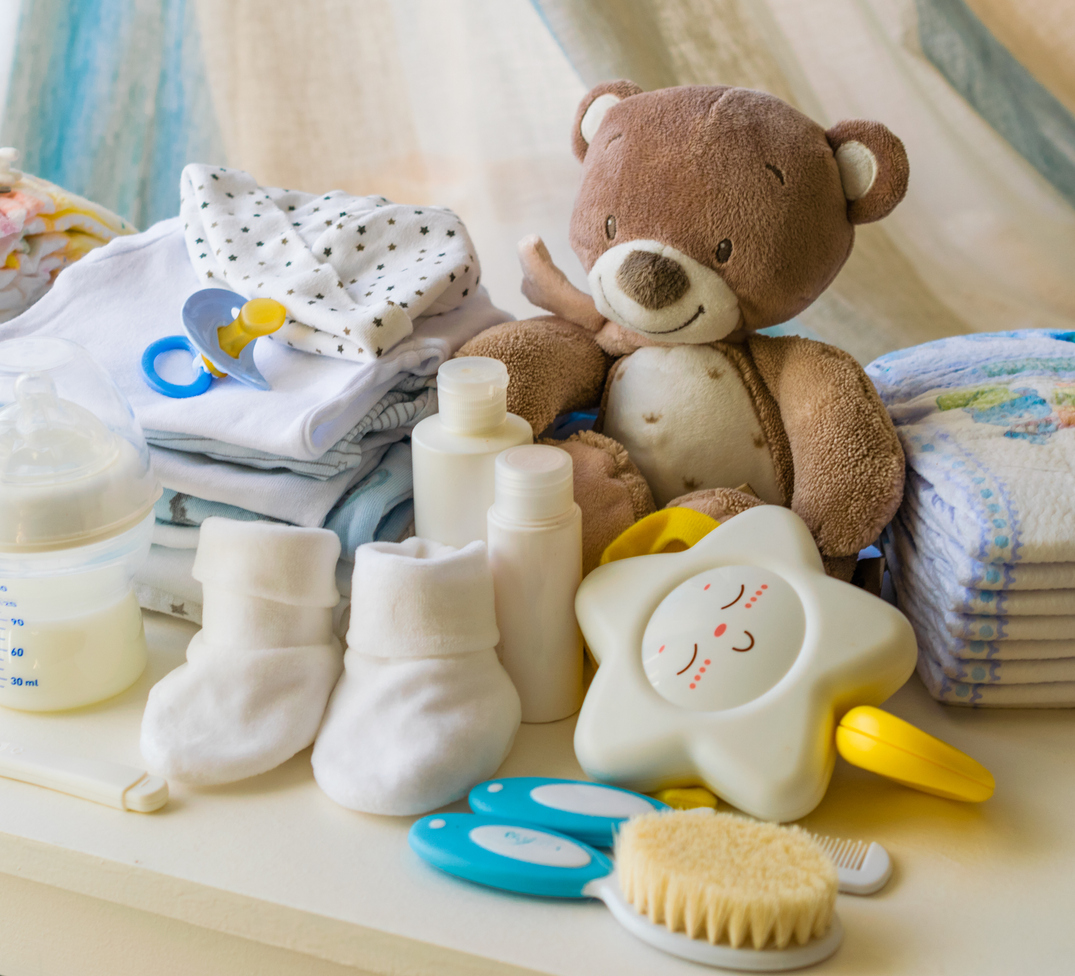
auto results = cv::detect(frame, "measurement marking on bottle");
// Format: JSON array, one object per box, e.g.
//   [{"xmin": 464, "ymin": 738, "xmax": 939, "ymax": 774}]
[{"xmin": 8, "ymin": 678, "xmax": 36, "ymax": 687}]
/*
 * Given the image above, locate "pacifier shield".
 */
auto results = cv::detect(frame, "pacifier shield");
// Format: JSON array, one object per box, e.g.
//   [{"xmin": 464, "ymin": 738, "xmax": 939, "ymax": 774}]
[{"xmin": 641, "ymin": 565, "xmax": 805, "ymax": 711}]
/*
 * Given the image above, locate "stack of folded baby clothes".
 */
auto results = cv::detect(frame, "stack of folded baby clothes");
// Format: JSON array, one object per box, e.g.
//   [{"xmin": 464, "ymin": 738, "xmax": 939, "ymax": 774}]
[
  {"xmin": 0, "ymin": 148, "xmax": 135, "ymax": 321},
  {"xmin": 0, "ymin": 164, "xmax": 509, "ymax": 625},
  {"xmin": 867, "ymin": 330, "xmax": 1075, "ymax": 707}
]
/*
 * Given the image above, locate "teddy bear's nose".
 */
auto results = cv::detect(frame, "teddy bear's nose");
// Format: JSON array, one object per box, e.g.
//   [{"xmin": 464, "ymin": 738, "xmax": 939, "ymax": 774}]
[{"xmin": 616, "ymin": 250, "xmax": 691, "ymax": 310}]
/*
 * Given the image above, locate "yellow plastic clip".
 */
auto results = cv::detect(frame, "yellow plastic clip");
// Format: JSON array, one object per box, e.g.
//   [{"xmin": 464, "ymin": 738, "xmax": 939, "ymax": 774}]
[
  {"xmin": 599, "ymin": 507, "xmax": 720, "ymax": 566},
  {"xmin": 652, "ymin": 786, "xmax": 719, "ymax": 811},
  {"xmin": 202, "ymin": 298, "xmax": 286, "ymax": 377},
  {"xmin": 836, "ymin": 706, "xmax": 995, "ymax": 802}
]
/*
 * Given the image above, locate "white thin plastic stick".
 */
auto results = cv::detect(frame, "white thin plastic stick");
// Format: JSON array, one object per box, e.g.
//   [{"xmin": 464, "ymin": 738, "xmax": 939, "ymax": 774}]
[{"xmin": 0, "ymin": 740, "xmax": 168, "ymax": 812}]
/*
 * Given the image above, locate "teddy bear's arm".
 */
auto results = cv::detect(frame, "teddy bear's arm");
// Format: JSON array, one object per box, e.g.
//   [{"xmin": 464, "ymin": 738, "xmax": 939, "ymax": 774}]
[
  {"xmin": 748, "ymin": 335, "xmax": 905, "ymax": 558},
  {"xmin": 518, "ymin": 235, "xmax": 607, "ymax": 333},
  {"xmin": 456, "ymin": 315, "xmax": 612, "ymax": 437}
]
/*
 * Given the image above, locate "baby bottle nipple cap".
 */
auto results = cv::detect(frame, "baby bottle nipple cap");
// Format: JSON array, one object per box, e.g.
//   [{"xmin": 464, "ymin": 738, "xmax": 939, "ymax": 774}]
[
  {"xmin": 437, "ymin": 357, "xmax": 510, "ymax": 433},
  {"xmin": 0, "ymin": 336, "xmax": 159, "ymax": 551},
  {"xmin": 5, "ymin": 371, "xmax": 117, "ymax": 481}
]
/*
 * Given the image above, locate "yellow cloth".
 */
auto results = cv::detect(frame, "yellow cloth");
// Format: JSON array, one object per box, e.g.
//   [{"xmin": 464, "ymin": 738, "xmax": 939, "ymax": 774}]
[{"xmin": 599, "ymin": 507, "xmax": 719, "ymax": 566}]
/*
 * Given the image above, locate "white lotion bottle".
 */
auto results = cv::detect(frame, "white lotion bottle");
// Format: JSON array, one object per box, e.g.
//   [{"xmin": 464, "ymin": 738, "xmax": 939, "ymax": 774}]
[
  {"xmin": 487, "ymin": 445, "xmax": 583, "ymax": 723},
  {"xmin": 412, "ymin": 357, "xmax": 532, "ymax": 548}
]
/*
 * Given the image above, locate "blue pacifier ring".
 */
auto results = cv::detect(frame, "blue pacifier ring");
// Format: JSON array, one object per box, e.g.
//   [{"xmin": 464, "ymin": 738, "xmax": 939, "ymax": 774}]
[{"xmin": 141, "ymin": 335, "xmax": 213, "ymax": 398}]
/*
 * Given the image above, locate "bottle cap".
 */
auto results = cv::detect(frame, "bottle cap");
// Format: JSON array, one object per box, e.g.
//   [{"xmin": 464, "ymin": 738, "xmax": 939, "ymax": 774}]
[
  {"xmin": 494, "ymin": 445, "xmax": 574, "ymax": 522},
  {"xmin": 437, "ymin": 357, "xmax": 509, "ymax": 433},
  {"xmin": 0, "ymin": 336, "xmax": 160, "ymax": 551}
]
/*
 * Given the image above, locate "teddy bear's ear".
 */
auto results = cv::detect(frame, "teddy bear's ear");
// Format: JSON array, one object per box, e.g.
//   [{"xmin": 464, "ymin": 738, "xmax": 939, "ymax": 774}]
[
  {"xmin": 825, "ymin": 120, "xmax": 909, "ymax": 224},
  {"xmin": 572, "ymin": 80, "xmax": 644, "ymax": 162}
]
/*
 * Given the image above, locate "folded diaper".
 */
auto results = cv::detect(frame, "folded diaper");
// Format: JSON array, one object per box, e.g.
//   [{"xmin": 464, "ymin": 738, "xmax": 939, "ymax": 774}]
[
  {"xmin": 916, "ymin": 652, "xmax": 1075, "ymax": 708},
  {"xmin": 1, "ymin": 159, "xmax": 134, "ymax": 321},
  {"xmin": 900, "ymin": 474, "xmax": 1075, "ymax": 591},
  {"xmin": 0, "ymin": 218, "xmax": 508, "ymax": 460},
  {"xmin": 889, "ymin": 517, "xmax": 1075, "ymax": 617},
  {"xmin": 312, "ymin": 538, "xmax": 521, "ymax": 816},
  {"xmin": 180, "ymin": 164, "xmax": 480, "ymax": 362},
  {"xmin": 919, "ymin": 629, "xmax": 1075, "ymax": 685}
]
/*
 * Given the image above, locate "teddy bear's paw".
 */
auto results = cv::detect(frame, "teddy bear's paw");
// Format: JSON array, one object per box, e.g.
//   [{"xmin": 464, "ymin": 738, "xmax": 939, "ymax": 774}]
[
  {"xmin": 457, "ymin": 316, "xmax": 610, "ymax": 437},
  {"xmin": 541, "ymin": 430, "xmax": 655, "ymax": 574},
  {"xmin": 518, "ymin": 235, "xmax": 606, "ymax": 333},
  {"xmin": 822, "ymin": 552, "xmax": 859, "ymax": 583},
  {"xmin": 666, "ymin": 487, "xmax": 766, "ymax": 526}
]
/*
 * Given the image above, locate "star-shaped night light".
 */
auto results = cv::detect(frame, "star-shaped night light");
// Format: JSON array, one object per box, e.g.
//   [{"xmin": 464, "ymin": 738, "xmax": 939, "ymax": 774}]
[{"xmin": 574, "ymin": 505, "xmax": 917, "ymax": 822}]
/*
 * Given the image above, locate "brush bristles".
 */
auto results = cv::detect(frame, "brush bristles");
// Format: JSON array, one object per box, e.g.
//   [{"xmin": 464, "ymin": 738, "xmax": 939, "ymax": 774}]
[{"xmin": 615, "ymin": 812, "xmax": 838, "ymax": 950}]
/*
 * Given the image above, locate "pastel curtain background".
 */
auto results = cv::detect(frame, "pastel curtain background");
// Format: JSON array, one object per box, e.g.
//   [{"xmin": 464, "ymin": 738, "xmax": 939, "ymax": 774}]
[{"xmin": 2, "ymin": 0, "xmax": 1073, "ymax": 362}]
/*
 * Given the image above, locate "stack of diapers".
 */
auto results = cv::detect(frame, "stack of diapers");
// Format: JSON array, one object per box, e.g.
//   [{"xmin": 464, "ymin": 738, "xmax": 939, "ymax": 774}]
[
  {"xmin": 867, "ymin": 330, "xmax": 1075, "ymax": 707},
  {"xmin": 0, "ymin": 166, "xmax": 510, "ymax": 623},
  {"xmin": 142, "ymin": 520, "xmax": 522, "ymax": 814},
  {"xmin": 0, "ymin": 149, "xmax": 135, "ymax": 321}
]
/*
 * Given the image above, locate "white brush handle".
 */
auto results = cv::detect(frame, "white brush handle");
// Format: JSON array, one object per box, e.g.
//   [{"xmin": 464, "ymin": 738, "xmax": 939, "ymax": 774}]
[
  {"xmin": 587, "ymin": 873, "xmax": 843, "ymax": 972},
  {"xmin": 0, "ymin": 741, "xmax": 168, "ymax": 812}
]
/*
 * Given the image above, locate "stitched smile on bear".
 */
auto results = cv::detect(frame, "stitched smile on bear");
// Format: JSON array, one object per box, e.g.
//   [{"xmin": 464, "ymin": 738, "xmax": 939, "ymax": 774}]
[{"xmin": 642, "ymin": 564, "xmax": 806, "ymax": 711}]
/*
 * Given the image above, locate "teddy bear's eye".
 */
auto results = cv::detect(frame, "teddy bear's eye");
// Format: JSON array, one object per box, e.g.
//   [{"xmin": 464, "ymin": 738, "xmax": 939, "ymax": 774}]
[
  {"xmin": 715, "ymin": 239, "xmax": 733, "ymax": 264},
  {"xmin": 605, "ymin": 215, "xmax": 617, "ymax": 240}
]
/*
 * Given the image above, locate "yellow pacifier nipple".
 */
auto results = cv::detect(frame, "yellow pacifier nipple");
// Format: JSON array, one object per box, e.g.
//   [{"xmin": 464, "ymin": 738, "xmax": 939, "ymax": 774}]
[
  {"xmin": 203, "ymin": 298, "xmax": 286, "ymax": 377},
  {"xmin": 836, "ymin": 705, "xmax": 995, "ymax": 802},
  {"xmin": 217, "ymin": 298, "xmax": 286, "ymax": 357}
]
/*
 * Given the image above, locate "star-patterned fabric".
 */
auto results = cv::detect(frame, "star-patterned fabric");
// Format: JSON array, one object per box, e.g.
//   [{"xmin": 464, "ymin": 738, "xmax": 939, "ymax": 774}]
[{"xmin": 180, "ymin": 164, "xmax": 480, "ymax": 362}]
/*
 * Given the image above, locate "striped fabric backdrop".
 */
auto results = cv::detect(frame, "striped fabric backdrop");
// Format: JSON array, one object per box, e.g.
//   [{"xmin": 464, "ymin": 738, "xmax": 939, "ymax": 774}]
[{"xmin": 2, "ymin": 0, "xmax": 1073, "ymax": 356}]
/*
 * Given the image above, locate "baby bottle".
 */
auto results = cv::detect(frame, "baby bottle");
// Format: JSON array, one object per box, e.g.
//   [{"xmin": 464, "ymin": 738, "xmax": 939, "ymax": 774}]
[
  {"xmin": 0, "ymin": 336, "xmax": 160, "ymax": 711},
  {"xmin": 411, "ymin": 357, "xmax": 532, "ymax": 548}
]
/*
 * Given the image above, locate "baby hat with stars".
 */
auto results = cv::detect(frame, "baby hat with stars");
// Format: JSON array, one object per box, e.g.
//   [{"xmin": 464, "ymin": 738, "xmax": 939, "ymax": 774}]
[{"xmin": 180, "ymin": 164, "xmax": 480, "ymax": 363}]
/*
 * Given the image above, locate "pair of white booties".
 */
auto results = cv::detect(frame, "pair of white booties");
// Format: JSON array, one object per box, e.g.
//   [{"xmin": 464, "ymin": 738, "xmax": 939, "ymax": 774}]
[{"xmin": 140, "ymin": 517, "xmax": 521, "ymax": 815}]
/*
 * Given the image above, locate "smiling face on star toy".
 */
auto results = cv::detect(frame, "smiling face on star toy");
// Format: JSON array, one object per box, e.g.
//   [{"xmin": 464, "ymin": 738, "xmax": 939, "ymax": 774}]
[
  {"xmin": 574, "ymin": 505, "xmax": 917, "ymax": 822},
  {"xmin": 642, "ymin": 565, "xmax": 807, "ymax": 711}
]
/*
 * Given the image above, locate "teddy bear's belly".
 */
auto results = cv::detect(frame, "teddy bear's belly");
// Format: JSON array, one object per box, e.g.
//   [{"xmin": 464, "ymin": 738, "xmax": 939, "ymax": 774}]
[{"xmin": 602, "ymin": 345, "xmax": 784, "ymax": 508}]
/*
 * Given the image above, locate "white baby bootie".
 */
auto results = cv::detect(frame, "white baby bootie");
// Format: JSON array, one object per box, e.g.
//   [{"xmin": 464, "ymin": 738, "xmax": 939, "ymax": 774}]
[
  {"xmin": 141, "ymin": 517, "xmax": 343, "ymax": 785},
  {"xmin": 312, "ymin": 537, "xmax": 521, "ymax": 815}
]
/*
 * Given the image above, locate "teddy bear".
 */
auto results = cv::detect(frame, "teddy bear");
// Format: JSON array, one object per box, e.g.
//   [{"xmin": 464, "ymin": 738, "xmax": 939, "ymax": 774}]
[{"xmin": 459, "ymin": 81, "xmax": 910, "ymax": 579}]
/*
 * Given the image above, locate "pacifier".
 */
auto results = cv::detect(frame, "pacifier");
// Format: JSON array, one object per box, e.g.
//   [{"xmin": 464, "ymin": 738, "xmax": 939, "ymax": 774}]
[{"xmin": 141, "ymin": 289, "xmax": 286, "ymax": 398}]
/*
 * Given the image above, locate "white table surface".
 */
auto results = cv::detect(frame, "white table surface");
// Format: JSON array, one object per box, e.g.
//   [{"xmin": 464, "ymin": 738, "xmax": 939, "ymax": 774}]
[{"xmin": 0, "ymin": 611, "xmax": 1071, "ymax": 976}]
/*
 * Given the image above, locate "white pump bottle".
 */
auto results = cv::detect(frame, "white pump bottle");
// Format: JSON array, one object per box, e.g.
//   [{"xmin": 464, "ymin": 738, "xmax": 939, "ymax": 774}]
[
  {"xmin": 411, "ymin": 357, "xmax": 532, "ymax": 549},
  {"xmin": 487, "ymin": 444, "xmax": 583, "ymax": 723}
]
